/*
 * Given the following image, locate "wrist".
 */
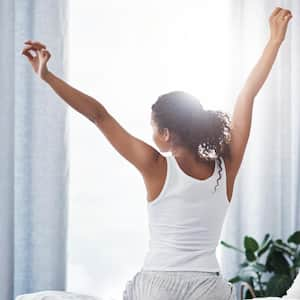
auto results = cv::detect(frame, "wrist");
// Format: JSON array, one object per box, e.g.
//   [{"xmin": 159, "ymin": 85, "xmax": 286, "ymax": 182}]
[
  {"xmin": 268, "ymin": 38, "xmax": 283, "ymax": 47},
  {"xmin": 42, "ymin": 70, "xmax": 53, "ymax": 83}
]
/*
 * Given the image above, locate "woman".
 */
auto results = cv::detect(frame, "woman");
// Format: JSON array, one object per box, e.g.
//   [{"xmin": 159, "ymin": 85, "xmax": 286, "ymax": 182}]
[{"xmin": 22, "ymin": 6, "xmax": 292, "ymax": 300}]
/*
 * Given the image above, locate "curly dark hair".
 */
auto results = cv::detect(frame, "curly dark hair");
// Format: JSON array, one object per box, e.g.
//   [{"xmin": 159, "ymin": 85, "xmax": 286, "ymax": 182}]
[{"xmin": 151, "ymin": 90, "xmax": 232, "ymax": 192}]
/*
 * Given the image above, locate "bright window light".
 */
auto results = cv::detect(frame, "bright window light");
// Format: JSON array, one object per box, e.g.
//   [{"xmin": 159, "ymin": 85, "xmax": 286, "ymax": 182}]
[{"xmin": 67, "ymin": 1, "xmax": 231, "ymax": 299}]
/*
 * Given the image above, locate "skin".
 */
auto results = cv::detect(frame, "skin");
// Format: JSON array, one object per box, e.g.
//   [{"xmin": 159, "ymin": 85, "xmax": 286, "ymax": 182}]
[{"xmin": 22, "ymin": 7, "xmax": 292, "ymax": 203}]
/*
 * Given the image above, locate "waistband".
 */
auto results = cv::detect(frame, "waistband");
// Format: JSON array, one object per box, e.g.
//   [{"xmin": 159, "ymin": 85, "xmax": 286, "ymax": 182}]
[{"xmin": 140, "ymin": 270, "xmax": 220, "ymax": 276}]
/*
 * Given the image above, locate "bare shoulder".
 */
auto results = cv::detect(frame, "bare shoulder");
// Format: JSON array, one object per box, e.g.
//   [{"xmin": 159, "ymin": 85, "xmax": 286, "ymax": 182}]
[
  {"xmin": 141, "ymin": 151, "xmax": 165, "ymax": 177},
  {"xmin": 141, "ymin": 152, "xmax": 168, "ymax": 203}
]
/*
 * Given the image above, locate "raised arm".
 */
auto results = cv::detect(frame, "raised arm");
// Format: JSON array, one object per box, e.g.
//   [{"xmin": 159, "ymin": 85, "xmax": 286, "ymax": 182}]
[
  {"xmin": 227, "ymin": 7, "xmax": 293, "ymax": 180},
  {"xmin": 21, "ymin": 40, "xmax": 160, "ymax": 177}
]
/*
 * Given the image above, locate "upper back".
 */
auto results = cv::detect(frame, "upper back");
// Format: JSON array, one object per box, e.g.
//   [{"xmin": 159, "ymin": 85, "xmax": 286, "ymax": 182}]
[
  {"xmin": 142, "ymin": 154, "xmax": 230, "ymax": 271},
  {"xmin": 148, "ymin": 154, "xmax": 229, "ymax": 236},
  {"xmin": 149, "ymin": 154, "xmax": 229, "ymax": 205}
]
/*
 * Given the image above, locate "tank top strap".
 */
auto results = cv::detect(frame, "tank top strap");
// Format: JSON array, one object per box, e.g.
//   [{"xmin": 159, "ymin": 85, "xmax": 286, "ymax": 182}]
[{"xmin": 169, "ymin": 154, "xmax": 218, "ymax": 183}]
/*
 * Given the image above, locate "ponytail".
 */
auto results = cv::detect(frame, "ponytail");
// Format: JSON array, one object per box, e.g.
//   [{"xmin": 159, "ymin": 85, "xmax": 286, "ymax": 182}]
[{"xmin": 152, "ymin": 91, "xmax": 232, "ymax": 192}]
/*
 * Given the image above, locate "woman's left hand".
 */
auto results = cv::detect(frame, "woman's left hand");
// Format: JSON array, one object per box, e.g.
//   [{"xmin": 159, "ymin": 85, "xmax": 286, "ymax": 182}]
[{"xmin": 21, "ymin": 40, "xmax": 51, "ymax": 80}]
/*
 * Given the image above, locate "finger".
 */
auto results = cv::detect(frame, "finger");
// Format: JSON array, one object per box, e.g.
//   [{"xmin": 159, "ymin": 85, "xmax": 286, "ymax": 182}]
[
  {"xmin": 277, "ymin": 9, "xmax": 290, "ymax": 19},
  {"xmin": 24, "ymin": 42, "xmax": 46, "ymax": 51},
  {"xmin": 282, "ymin": 10, "xmax": 292, "ymax": 18},
  {"xmin": 24, "ymin": 43, "xmax": 46, "ymax": 51},
  {"xmin": 41, "ymin": 48, "xmax": 51, "ymax": 56},
  {"xmin": 37, "ymin": 49, "xmax": 43, "ymax": 60},
  {"xmin": 24, "ymin": 40, "xmax": 46, "ymax": 48},
  {"xmin": 38, "ymin": 49, "xmax": 49, "ymax": 60},
  {"xmin": 285, "ymin": 9, "xmax": 292, "ymax": 15},
  {"xmin": 284, "ymin": 13, "xmax": 293, "ymax": 22},
  {"xmin": 41, "ymin": 49, "xmax": 51, "ymax": 60},
  {"xmin": 22, "ymin": 52, "xmax": 33, "ymax": 61},
  {"xmin": 22, "ymin": 44, "xmax": 37, "ymax": 51},
  {"xmin": 280, "ymin": 11, "xmax": 292, "ymax": 22},
  {"xmin": 21, "ymin": 45, "xmax": 36, "ymax": 59},
  {"xmin": 22, "ymin": 49, "xmax": 34, "ymax": 60},
  {"xmin": 21, "ymin": 45, "xmax": 32, "ymax": 53},
  {"xmin": 22, "ymin": 45, "xmax": 39, "ymax": 57},
  {"xmin": 271, "ymin": 7, "xmax": 282, "ymax": 18},
  {"xmin": 24, "ymin": 40, "xmax": 46, "ymax": 49}
]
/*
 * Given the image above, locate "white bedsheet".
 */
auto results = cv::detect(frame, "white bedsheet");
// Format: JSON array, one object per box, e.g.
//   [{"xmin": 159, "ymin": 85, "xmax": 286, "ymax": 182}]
[
  {"xmin": 284, "ymin": 272, "xmax": 300, "ymax": 299},
  {"xmin": 15, "ymin": 272, "xmax": 300, "ymax": 300},
  {"xmin": 253, "ymin": 298, "xmax": 299, "ymax": 300},
  {"xmin": 15, "ymin": 290, "xmax": 101, "ymax": 300}
]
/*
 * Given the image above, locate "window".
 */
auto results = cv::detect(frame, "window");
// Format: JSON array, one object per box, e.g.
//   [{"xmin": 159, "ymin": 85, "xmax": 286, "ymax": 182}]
[{"xmin": 67, "ymin": 1, "xmax": 231, "ymax": 299}]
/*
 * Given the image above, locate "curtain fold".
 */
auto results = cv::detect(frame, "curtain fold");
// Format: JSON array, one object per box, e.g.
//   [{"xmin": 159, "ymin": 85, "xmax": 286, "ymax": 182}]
[
  {"xmin": 0, "ymin": 1, "xmax": 69, "ymax": 299},
  {"xmin": 220, "ymin": 0, "xmax": 300, "ymax": 285}
]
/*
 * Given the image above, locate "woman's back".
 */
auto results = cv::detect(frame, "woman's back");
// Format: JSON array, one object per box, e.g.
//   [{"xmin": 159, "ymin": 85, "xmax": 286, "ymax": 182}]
[{"xmin": 142, "ymin": 154, "xmax": 229, "ymax": 272}]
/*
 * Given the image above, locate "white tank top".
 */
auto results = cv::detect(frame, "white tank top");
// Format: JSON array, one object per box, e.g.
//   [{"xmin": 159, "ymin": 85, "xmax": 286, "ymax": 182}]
[{"xmin": 142, "ymin": 154, "xmax": 229, "ymax": 272}]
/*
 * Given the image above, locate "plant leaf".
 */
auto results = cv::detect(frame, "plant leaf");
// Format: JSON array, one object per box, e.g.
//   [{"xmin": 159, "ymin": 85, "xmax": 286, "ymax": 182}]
[
  {"xmin": 294, "ymin": 255, "xmax": 300, "ymax": 268},
  {"xmin": 245, "ymin": 249, "xmax": 256, "ymax": 262},
  {"xmin": 273, "ymin": 240, "xmax": 295, "ymax": 256},
  {"xmin": 288, "ymin": 231, "xmax": 300, "ymax": 245},
  {"xmin": 229, "ymin": 276, "xmax": 241, "ymax": 284},
  {"xmin": 257, "ymin": 235, "xmax": 272, "ymax": 257},
  {"xmin": 244, "ymin": 236, "xmax": 259, "ymax": 252},
  {"xmin": 266, "ymin": 274, "xmax": 293, "ymax": 297},
  {"xmin": 265, "ymin": 249, "xmax": 290, "ymax": 274},
  {"xmin": 261, "ymin": 233, "xmax": 272, "ymax": 245}
]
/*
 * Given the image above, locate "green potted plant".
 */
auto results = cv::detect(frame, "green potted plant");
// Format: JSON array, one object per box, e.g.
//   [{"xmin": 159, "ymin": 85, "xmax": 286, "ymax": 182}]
[{"xmin": 221, "ymin": 231, "xmax": 300, "ymax": 298}]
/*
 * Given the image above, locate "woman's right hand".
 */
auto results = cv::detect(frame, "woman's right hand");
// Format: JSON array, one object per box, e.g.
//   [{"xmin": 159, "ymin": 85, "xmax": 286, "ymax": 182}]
[
  {"xmin": 21, "ymin": 40, "xmax": 52, "ymax": 80},
  {"xmin": 269, "ymin": 7, "xmax": 293, "ymax": 45}
]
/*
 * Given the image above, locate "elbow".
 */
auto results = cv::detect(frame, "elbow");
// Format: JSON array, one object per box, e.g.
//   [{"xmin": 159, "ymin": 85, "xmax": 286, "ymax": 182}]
[{"xmin": 90, "ymin": 106, "xmax": 109, "ymax": 124}]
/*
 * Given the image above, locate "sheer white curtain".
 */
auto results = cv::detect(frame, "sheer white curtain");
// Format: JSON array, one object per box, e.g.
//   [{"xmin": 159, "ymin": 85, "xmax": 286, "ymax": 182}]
[
  {"xmin": 219, "ymin": 0, "xmax": 300, "ymax": 282},
  {"xmin": 0, "ymin": 1, "xmax": 69, "ymax": 299}
]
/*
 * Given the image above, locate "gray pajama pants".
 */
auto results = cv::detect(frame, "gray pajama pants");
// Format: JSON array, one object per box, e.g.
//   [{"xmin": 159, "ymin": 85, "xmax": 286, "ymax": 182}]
[{"xmin": 123, "ymin": 270, "xmax": 237, "ymax": 300}]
